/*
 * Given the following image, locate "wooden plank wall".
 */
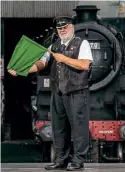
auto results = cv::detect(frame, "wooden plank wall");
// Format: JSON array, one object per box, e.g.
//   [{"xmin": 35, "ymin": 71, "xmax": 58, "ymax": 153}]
[{"xmin": 1, "ymin": 1, "xmax": 78, "ymax": 18}]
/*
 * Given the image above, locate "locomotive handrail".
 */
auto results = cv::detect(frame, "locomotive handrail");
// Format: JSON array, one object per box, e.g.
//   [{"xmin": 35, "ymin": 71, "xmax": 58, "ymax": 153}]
[{"xmin": 113, "ymin": 42, "xmax": 116, "ymax": 71}]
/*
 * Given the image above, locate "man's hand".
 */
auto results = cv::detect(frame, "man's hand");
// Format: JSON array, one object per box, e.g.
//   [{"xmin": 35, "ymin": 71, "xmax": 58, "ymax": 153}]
[
  {"xmin": 8, "ymin": 69, "xmax": 17, "ymax": 76},
  {"xmin": 53, "ymin": 53, "xmax": 66, "ymax": 63},
  {"xmin": 53, "ymin": 53, "xmax": 91, "ymax": 70}
]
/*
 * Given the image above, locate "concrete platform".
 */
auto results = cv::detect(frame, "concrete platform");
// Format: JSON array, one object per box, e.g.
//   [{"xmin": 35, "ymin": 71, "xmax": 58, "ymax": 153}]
[{"xmin": 1, "ymin": 163, "xmax": 125, "ymax": 172}]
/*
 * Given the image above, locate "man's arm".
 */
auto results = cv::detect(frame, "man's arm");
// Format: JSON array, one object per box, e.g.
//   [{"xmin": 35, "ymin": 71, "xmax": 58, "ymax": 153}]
[
  {"xmin": 8, "ymin": 60, "xmax": 48, "ymax": 76},
  {"xmin": 29, "ymin": 60, "xmax": 47, "ymax": 73},
  {"xmin": 61, "ymin": 57, "xmax": 91, "ymax": 70},
  {"xmin": 54, "ymin": 55, "xmax": 91, "ymax": 70},
  {"xmin": 28, "ymin": 45, "xmax": 52, "ymax": 73},
  {"xmin": 53, "ymin": 39, "xmax": 93, "ymax": 70}
]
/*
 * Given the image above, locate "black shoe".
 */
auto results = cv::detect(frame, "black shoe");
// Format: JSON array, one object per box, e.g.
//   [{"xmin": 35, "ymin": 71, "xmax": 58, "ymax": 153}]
[
  {"xmin": 45, "ymin": 162, "xmax": 67, "ymax": 170},
  {"xmin": 66, "ymin": 163, "xmax": 84, "ymax": 171}
]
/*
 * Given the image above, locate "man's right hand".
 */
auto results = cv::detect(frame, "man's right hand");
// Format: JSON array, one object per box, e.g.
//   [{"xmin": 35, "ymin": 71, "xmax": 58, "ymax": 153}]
[{"xmin": 8, "ymin": 69, "xmax": 17, "ymax": 76}]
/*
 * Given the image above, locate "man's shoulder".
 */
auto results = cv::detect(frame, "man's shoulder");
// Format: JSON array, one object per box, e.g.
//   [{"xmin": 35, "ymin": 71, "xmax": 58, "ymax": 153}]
[
  {"xmin": 74, "ymin": 36, "xmax": 83, "ymax": 45},
  {"xmin": 54, "ymin": 38, "xmax": 61, "ymax": 43},
  {"xmin": 75, "ymin": 36, "xmax": 81, "ymax": 41},
  {"xmin": 75, "ymin": 36, "xmax": 85, "ymax": 43},
  {"xmin": 52, "ymin": 38, "xmax": 61, "ymax": 46},
  {"xmin": 51, "ymin": 38, "xmax": 61, "ymax": 51},
  {"xmin": 75, "ymin": 36, "xmax": 89, "ymax": 43}
]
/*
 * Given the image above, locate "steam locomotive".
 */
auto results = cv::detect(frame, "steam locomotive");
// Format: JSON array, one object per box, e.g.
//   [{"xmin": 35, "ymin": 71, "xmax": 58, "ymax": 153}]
[{"xmin": 30, "ymin": 5, "xmax": 125, "ymax": 163}]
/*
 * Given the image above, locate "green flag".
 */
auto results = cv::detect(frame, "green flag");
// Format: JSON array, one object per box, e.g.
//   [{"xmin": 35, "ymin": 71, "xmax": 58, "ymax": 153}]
[{"xmin": 7, "ymin": 35, "xmax": 48, "ymax": 76}]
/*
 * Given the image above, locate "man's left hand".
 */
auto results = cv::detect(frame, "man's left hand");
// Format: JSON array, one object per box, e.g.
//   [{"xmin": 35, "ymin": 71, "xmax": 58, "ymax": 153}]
[{"xmin": 53, "ymin": 53, "xmax": 66, "ymax": 62}]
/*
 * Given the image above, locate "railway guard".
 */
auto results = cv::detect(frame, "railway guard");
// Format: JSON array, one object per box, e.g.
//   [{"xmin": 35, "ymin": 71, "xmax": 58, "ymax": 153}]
[{"xmin": 8, "ymin": 16, "xmax": 93, "ymax": 171}]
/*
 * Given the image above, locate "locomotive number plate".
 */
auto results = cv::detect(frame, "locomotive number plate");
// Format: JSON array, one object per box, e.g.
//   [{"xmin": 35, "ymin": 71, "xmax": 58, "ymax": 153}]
[{"xmin": 90, "ymin": 43, "xmax": 100, "ymax": 49}]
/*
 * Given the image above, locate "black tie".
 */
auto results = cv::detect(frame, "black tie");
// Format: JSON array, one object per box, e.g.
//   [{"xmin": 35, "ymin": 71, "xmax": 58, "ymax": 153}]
[{"xmin": 60, "ymin": 44, "xmax": 66, "ymax": 53}]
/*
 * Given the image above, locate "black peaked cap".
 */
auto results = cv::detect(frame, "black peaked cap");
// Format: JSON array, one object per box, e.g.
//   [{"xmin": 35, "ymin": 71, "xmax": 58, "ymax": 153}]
[{"xmin": 53, "ymin": 16, "xmax": 73, "ymax": 29}]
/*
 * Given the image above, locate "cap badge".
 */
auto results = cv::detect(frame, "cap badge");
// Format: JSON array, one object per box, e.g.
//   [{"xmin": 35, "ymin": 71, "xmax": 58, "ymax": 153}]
[{"xmin": 58, "ymin": 21, "xmax": 66, "ymax": 25}]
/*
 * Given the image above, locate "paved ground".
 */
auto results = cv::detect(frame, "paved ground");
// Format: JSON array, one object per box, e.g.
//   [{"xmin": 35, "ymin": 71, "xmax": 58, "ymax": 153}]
[{"xmin": 1, "ymin": 163, "xmax": 125, "ymax": 172}]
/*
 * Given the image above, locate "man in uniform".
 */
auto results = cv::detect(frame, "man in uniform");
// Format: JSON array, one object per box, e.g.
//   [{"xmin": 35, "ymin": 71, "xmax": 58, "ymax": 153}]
[{"xmin": 8, "ymin": 16, "xmax": 93, "ymax": 171}]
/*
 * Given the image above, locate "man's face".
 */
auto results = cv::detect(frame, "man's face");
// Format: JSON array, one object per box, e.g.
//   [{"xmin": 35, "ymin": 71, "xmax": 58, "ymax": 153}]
[{"xmin": 57, "ymin": 24, "xmax": 74, "ymax": 43}]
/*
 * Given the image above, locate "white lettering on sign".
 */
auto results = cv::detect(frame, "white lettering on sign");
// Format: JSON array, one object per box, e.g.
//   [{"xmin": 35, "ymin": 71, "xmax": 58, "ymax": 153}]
[
  {"xmin": 44, "ymin": 79, "xmax": 50, "ymax": 87},
  {"xmin": 90, "ymin": 43, "xmax": 100, "ymax": 49},
  {"xmin": 99, "ymin": 130, "xmax": 114, "ymax": 134}
]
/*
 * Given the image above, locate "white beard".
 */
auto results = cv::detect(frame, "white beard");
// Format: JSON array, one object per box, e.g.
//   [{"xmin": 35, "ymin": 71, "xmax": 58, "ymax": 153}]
[
  {"xmin": 59, "ymin": 27, "xmax": 74, "ymax": 43},
  {"xmin": 60, "ymin": 36, "xmax": 71, "ymax": 43}
]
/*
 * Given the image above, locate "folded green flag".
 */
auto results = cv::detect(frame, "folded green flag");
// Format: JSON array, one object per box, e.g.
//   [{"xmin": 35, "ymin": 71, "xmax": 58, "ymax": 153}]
[{"xmin": 7, "ymin": 35, "xmax": 48, "ymax": 76}]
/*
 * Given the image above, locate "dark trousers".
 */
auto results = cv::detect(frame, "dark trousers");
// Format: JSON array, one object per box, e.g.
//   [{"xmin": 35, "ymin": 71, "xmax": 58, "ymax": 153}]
[{"xmin": 50, "ymin": 88, "xmax": 90, "ymax": 165}]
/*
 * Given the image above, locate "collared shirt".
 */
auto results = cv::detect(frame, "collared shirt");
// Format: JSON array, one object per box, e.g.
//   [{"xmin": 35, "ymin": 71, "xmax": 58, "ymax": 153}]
[{"xmin": 40, "ymin": 37, "xmax": 93, "ymax": 62}]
